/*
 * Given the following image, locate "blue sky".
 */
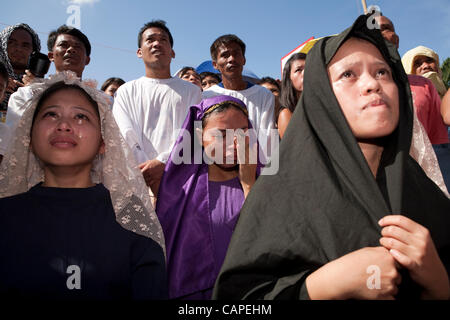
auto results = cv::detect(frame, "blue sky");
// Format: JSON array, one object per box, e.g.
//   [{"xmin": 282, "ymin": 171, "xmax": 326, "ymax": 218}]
[{"xmin": 1, "ymin": 0, "xmax": 449, "ymax": 88}]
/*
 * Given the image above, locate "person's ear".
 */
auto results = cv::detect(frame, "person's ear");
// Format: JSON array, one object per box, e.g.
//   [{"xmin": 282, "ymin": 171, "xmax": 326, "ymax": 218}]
[
  {"xmin": 171, "ymin": 48, "xmax": 175, "ymax": 59},
  {"xmin": 48, "ymin": 51, "xmax": 54, "ymax": 62},
  {"xmin": 212, "ymin": 60, "xmax": 218, "ymax": 70},
  {"xmin": 84, "ymin": 55, "xmax": 90, "ymax": 67},
  {"xmin": 137, "ymin": 47, "xmax": 142, "ymax": 59}
]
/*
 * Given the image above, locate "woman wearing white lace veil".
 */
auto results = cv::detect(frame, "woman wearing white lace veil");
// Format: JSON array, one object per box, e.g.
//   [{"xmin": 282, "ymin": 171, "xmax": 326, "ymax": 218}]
[{"xmin": 0, "ymin": 71, "xmax": 167, "ymax": 299}]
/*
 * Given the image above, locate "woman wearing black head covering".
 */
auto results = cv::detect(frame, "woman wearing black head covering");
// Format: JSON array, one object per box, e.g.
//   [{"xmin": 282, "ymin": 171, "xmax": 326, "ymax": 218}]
[{"xmin": 213, "ymin": 14, "xmax": 450, "ymax": 300}]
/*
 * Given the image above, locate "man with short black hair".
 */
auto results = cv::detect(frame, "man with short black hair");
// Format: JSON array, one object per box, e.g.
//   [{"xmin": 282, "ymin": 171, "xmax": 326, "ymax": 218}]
[
  {"xmin": 113, "ymin": 20, "xmax": 201, "ymax": 197},
  {"xmin": 46, "ymin": 25, "xmax": 91, "ymax": 78},
  {"xmin": 203, "ymin": 34, "xmax": 275, "ymax": 158}
]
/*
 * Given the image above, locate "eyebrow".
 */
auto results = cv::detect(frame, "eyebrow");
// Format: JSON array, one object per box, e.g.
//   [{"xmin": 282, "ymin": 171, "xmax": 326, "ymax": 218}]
[
  {"xmin": 338, "ymin": 59, "xmax": 388, "ymax": 68},
  {"xmin": 56, "ymin": 39, "xmax": 82, "ymax": 46},
  {"xmin": 39, "ymin": 105, "xmax": 98, "ymax": 117},
  {"xmin": 73, "ymin": 106, "xmax": 98, "ymax": 116},
  {"xmin": 147, "ymin": 34, "xmax": 168, "ymax": 40},
  {"xmin": 217, "ymin": 127, "xmax": 249, "ymax": 132}
]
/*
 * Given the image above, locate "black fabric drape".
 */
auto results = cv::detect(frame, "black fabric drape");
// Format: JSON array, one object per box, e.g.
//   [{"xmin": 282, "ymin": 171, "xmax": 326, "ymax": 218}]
[{"xmin": 213, "ymin": 14, "xmax": 450, "ymax": 300}]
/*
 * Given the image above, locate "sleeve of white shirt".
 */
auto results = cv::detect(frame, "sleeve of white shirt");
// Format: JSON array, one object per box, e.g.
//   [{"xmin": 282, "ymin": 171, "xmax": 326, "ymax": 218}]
[
  {"xmin": 258, "ymin": 92, "xmax": 276, "ymax": 162},
  {"xmin": 155, "ymin": 85, "xmax": 202, "ymax": 164},
  {"xmin": 112, "ymin": 85, "xmax": 148, "ymax": 165},
  {"xmin": 0, "ymin": 88, "xmax": 33, "ymax": 155},
  {"xmin": 260, "ymin": 92, "xmax": 275, "ymax": 132}
]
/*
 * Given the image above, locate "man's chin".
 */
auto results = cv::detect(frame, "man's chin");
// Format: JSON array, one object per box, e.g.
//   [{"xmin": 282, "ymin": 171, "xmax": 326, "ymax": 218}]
[{"xmin": 215, "ymin": 163, "xmax": 238, "ymax": 171}]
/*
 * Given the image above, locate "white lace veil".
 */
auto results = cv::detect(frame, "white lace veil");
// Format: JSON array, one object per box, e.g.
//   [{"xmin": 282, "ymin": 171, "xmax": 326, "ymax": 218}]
[
  {"xmin": 410, "ymin": 112, "xmax": 450, "ymax": 198},
  {"xmin": 0, "ymin": 71, "xmax": 166, "ymax": 251}
]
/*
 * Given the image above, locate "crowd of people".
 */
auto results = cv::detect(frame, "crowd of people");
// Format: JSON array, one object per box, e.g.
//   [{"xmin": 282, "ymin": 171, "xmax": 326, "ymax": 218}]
[{"xmin": 0, "ymin": 12, "xmax": 449, "ymax": 300}]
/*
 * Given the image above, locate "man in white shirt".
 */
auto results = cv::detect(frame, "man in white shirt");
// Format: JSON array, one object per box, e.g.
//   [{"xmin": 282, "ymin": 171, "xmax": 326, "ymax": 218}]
[
  {"xmin": 202, "ymin": 34, "xmax": 275, "ymax": 160},
  {"xmin": 113, "ymin": 20, "xmax": 201, "ymax": 196}
]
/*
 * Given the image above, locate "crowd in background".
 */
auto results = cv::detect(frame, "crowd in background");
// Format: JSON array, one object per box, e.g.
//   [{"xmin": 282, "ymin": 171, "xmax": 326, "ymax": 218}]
[{"xmin": 0, "ymin": 12, "xmax": 449, "ymax": 300}]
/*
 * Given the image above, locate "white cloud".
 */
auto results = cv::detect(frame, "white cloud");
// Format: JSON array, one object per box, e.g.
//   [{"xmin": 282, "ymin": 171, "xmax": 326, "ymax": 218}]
[{"xmin": 68, "ymin": 0, "xmax": 100, "ymax": 5}]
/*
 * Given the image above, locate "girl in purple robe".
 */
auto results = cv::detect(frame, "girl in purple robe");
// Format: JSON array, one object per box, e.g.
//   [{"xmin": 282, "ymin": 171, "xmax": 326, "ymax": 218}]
[{"xmin": 156, "ymin": 95, "xmax": 260, "ymax": 299}]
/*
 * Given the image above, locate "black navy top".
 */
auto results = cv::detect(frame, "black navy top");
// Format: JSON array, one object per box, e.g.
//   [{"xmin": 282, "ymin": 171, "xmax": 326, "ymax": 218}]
[{"xmin": 0, "ymin": 183, "xmax": 168, "ymax": 300}]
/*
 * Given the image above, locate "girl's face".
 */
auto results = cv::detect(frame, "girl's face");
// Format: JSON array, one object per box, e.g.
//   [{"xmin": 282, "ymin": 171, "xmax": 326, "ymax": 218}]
[
  {"xmin": 202, "ymin": 107, "xmax": 249, "ymax": 169},
  {"xmin": 290, "ymin": 59, "xmax": 306, "ymax": 95},
  {"xmin": 31, "ymin": 88, "xmax": 104, "ymax": 169},
  {"xmin": 181, "ymin": 70, "xmax": 202, "ymax": 88},
  {"xmin": 201, "ymin": 75, "xmax": 219, "ymax": 90},
  {"xmin": 104, "ymin": 83, "xmax": 121, "ymax": 97},
  {"xmin": 327, "ymin": 38, "xmax": 399, "ymax": 140}
]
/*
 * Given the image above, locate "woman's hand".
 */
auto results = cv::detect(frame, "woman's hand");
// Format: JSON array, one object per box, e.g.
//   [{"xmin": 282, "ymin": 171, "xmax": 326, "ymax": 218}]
[
  {"xmin": 379, "ymin": 215, "xmax": 450, "ymax": 300},
  {"xmin": 236, "ymin": 132, "xmax": 257, "ymax": 198},
  {"xmin": 306, "ymin": 246, "xmax": 401, "ymax": 300}
]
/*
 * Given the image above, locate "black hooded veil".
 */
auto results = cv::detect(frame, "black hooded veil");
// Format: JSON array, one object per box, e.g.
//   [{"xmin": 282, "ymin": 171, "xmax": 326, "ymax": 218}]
[{"xmin": 213, "ymin": 15, "xmax": 450, "ymax": 300}]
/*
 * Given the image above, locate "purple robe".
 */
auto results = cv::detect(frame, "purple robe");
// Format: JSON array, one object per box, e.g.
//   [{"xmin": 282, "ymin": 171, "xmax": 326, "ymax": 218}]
[{"xmin": 156, "ymin": 95, "xmax": 261, "ymax": 299}]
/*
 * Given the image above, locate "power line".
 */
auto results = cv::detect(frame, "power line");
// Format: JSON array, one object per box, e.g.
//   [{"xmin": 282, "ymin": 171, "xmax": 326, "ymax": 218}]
[{"xmin": 0, "ymin": 21, "xmax": 135, "ymax": 54}]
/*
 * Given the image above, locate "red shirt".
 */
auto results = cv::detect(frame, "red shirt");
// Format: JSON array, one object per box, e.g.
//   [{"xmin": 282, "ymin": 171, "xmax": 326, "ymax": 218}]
[{"xmin": 408, "ymin": 75, "xmax": 449, "ymax": 145}]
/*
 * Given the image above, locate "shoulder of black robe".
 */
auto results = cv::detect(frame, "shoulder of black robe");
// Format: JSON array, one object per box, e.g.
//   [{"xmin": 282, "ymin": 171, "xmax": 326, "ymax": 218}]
[{"xmin": 213, "ymin": 14, "xmax": 450, "ymax": 300}]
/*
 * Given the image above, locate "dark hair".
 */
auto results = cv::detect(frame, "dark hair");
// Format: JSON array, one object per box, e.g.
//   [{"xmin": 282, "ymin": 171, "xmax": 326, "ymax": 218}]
[
  {"xmin": 201, "ymin": 102, "xmax": 248, "ymax": 129},
  {"xmin": 47, "ymin": 25, "xmax": 91, "ymax": 56},
  {"xmin": 0, "ymin": 61, "xmax": 8, "ymax": 86},
  {"xmin": 178, "ymin": 67, "xmax": 199, "ymax": 79},
  {"xmin": 32, "ymin": 82, "xmax": 99, "ymax": 127},
  {"xmin": 258, "ymin": 76, "xmax": 281, "ymax": 91},
  {"xmin": 100, "ymin": 77, "xmax": 125, "ymax": 91},
  {"xmin": 210, "ymin": 34, "xmax": 246, "ymax": 62},
  {"xmin": 138, "ymin": 20, "xmax": 173, "ymax": 48},
  {"xmin": 200, "ymin": 71, "xmax": 221, "ymax": 82},
  {"xmin": 280, "ymin": 53, "xmax": 307, "ymax": 112}
]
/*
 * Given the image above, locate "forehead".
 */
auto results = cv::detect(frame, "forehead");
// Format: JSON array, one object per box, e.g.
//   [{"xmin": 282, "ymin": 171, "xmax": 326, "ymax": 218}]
[
  {"xmin": 330, "ymin": 38, "xmax": 386, "ymax": 65},
  {"xmin": 205, "ymin": 106, "xmax": 247, "ymax": 125},
  {"xmin": 377, "ymin": 16, "xmax": 395, "ymax": 29},
  {"xmin": 55, "ymin": 34, "xmax": 85, "ymax": 47},
  {"xmin": 217, "ymin": 41, "xmax": 243, "ymax": 54},
  {"xmin": 182, "ymin": 69, "xmax": 196, "ymax": 75},
  {"xmin": 291, "ymin": 59, "xmax": 305, "ymax": 67},
  {"xmin": 9, "ymin": 28, "xmax": 33, "ymax": 43},
  {"xmin": 414, "ymin": 55, "xmax": 436, "ymax": 63},
  {"xmin": 204, "ymin": 75, "xmax": 218, "ymax": 81},
  {"xmin": 106, "ymin": 83, "xmax": 120, "ymax": 89},
  {"xmin": 143, "ymin": 27, "xmax": 169, "ymax": 39},
  {"xmin": 40, "ymin": 88, "xmax": 96, "ymax": 111}
]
